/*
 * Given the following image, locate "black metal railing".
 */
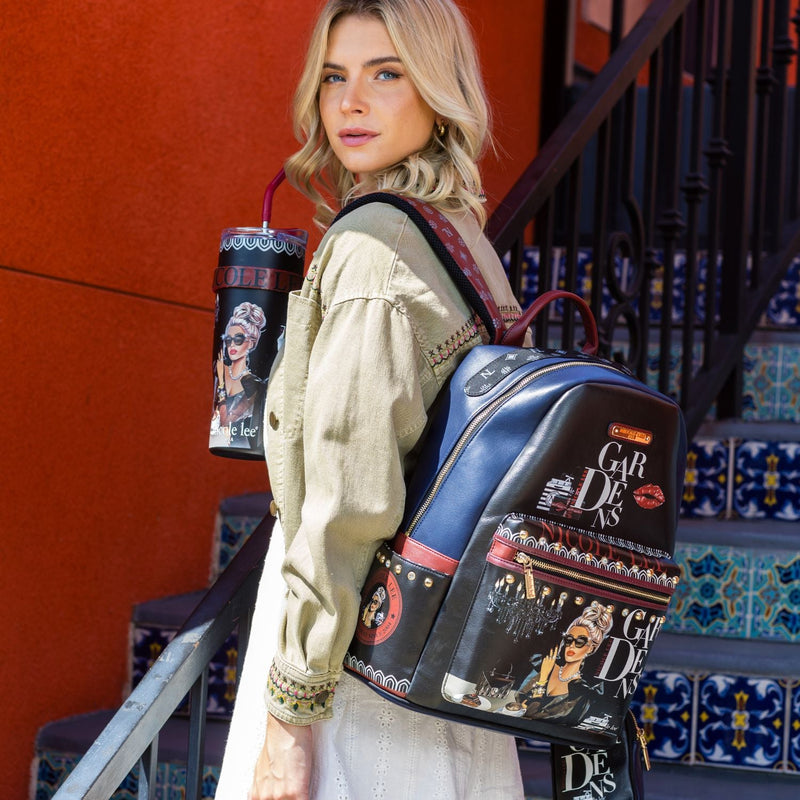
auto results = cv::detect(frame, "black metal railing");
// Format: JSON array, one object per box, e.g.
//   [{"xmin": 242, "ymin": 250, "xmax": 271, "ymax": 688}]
[
  {"xmin": 490, "ymin": 0, "xmax": 800, "ymax": 438},
  {"xmin": 52, "ymin": 516, "xmax": 273, "ymax": 800}
]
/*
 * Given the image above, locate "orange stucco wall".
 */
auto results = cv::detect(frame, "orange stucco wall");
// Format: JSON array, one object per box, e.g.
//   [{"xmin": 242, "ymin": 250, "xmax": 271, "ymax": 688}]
[{"xmin": 0, "ymin": 1, "xmax": 543, "ymax": 795}]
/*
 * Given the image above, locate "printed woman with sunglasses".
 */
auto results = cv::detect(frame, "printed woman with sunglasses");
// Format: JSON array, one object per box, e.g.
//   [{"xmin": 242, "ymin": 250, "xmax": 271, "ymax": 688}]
[
  {"xmin": 517, "ymin": 601, "xmax": 614, "ymax": 726},
  {"xmin": 210, "ymin": 301, "xmax": 267, "ymax": 448},
  {"xmin": 215, "ymin": 0, "xmax": 528, "ymax": 798}
]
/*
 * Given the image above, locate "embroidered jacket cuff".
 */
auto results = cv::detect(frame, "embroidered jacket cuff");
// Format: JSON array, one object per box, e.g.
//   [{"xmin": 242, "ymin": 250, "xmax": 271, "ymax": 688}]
[{"xmin": 265, "ymin": 657, "xmax": 340, "ymax": 725}]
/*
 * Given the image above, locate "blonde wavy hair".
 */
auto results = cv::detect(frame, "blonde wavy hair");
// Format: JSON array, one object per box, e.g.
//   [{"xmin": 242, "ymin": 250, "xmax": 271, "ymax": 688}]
[{"xmin": 284, "ymin": 0, "xmax": 492, "ymax": 229}]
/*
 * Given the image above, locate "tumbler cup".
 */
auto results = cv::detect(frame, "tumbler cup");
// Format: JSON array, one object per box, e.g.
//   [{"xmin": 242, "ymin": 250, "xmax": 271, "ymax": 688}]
[{"xmin": 209, "ymin": 225, "xmax": 307, "ymax": 459}]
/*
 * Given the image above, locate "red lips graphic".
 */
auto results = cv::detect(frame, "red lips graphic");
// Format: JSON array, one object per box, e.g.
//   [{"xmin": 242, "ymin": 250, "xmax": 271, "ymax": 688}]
[{"xmin": 633, "ymin": 483, "xmax": 665, "ymax": 509}]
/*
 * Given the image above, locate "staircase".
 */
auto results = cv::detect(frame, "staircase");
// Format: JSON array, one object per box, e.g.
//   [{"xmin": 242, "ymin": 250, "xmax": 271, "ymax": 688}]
[{"xmin": 33, "ymin": 252, "xmax": 800, "ymax": 799}]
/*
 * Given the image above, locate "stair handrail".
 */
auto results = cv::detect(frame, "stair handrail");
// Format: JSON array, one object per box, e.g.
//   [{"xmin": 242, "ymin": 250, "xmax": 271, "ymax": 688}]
[{"xmin": 52, "ymin": 514, "xmax": 273, "ymax": 800}]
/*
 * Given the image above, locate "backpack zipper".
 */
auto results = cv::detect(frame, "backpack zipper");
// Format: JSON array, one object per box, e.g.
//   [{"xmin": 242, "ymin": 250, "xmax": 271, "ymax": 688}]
[
  {"xmin": 405, "ymin": 360, "xmax": 624, "ymax": 537},
  {"xmin": 630, "ymin": 711, "xmax": 652, "ymax": 771},
  {"xmin": 512, "ymin": 551, "xmax": 672, "ymax": 606}
]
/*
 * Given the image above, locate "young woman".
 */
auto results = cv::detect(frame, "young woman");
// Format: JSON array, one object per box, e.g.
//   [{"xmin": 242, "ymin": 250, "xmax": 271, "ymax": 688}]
[{"xmin": 217, "ymin": 2, "xmax": 526, "ymax": 797}]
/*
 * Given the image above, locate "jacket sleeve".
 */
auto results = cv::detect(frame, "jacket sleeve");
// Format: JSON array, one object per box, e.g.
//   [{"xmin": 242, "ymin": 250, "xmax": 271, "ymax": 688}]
[{"xmin": 266, "ymin": 292, "xmax": 431, "ymax": 724}]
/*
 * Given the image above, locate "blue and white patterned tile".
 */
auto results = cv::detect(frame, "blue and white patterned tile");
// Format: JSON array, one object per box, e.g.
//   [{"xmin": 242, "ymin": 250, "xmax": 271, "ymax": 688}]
[
  {"xmin": 132, "ymin": 625, "xmax": 239, "ymax": 717},
  {"xmin": 775, "ymin": 343, "xmax": 800, "ymax": 422},
  {"xmin": 741, "ymin": 344, "xmax": 782, "ymax": 421},
  {"xmin": 132, "ymin": 625, "xmax": 175, "ymax": 685},
  {"xmin": 695, "ymin": 674, "xmax": 785, "ymax": 770},
  {"xmin": 35, "ymin": 752, "xmax": 76, "ymax": 800},
  {"xmin": 751, "ymin": 552, "xmax": 800, "ymax": 641},
  {"xmin": 788, "ymin": 680, "xmax": 800, "ymax": 771},
  {"xmin": 696, "ymin": 252, "xmax": 726, "ymax": 327},
  {"xmin": 573, "ymin": 248, "xmax": 595, "ymax": 303},
  {"xmin": 649, "ymin": 250, "xmax": 714, "ymax": 326},
  {"xmin": 164, "ymin": 764, "xmax": 219, "ymax": 800},
  {"xmin": 215, "ymin": 512, "xmax": 262, "ymax": 575},
  {"xmin": 519, "ymin": 247, "xmax": 541, "ymax": 308},
  {"xmin": 664, "ymin": 250, "xmax": 691, "ymax": 325},
  {"xmin": 667, "ymin": 544, "xmax": 750, "ymax": 638},
  {"xmin": 764, "ymin": 256, "xmax": 800, "ymax": 328},
  {"xmin": 733, "ymin": 440, "xmax": 800, "ymax": 521},
  {"xmin": 681, "ymin": 438, "xmax": 728, "ymax": 519},
  {"xmin": 645, "ymin": 346, "xmax": 682, "ymax": 401},
  {"xmin": 631, "ymin": 670, "xmax": 694, "ymax": 763},
  {"xmin": 206, "ymin": 637, "xmax": 240, "ymax": 716},
  {"xmin": 35, "ymin": 753, "xmax": 140, "ymax": 800}
]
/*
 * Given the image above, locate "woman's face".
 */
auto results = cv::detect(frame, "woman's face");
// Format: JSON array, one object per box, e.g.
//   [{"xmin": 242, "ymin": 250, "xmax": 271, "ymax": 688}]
[
  {"xmin": 319, "ymin": 14, "xmax": 436, "ymax": 179},
  {"xmin": 225, "ymin": 325, "xmax": 251, "ymax": 363},
  {"xmin": 562, "ymin": 625, "xmax": 593, "ymax": 663}
]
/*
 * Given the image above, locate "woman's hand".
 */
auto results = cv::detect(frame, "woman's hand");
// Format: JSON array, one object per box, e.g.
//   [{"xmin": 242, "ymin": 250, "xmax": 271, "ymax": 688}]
[
  {"xmin": 540, "ymin": 646, "xmax": 558, "ymax": 682},
  {"xmin": 248, "ymin": 712, "xmax": 313, "ymax": 800}
]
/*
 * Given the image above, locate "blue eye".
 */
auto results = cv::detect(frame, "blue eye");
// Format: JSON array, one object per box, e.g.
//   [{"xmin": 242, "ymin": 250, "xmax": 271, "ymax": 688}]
[
  {"xmin": 377, "ymin": 69, "xmax": 400, "ymax": 81},
  {"xmin": 322, "ymin": 73, "xmax": 345, "ymax": 84}
]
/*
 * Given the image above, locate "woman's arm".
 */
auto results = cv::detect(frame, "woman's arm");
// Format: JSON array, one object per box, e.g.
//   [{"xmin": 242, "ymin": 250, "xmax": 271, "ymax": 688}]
[{"xmin": 268, "ymin": 294, "xmax": 430, "ymax": 723}]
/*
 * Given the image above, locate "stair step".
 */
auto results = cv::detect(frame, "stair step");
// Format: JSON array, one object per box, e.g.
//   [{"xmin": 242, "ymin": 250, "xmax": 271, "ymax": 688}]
[
  {"xmin": 34, "ymin": 710, "xmax": 228, "ymax": 799},
  {"xmin": 697, "ymin": 419, "xmax": 800, "ymax": 441},
  {"xmin": 131, "ymin": 592, "xmax": 240, "ymax": 719}
]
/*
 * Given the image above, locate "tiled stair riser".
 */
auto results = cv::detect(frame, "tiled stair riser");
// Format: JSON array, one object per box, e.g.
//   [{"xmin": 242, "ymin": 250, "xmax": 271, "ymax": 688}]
[
  {"xmin": 630, "ymin": 669, "xmax": 800, "ymax": 773},
  {"xmin": 682, "ymin": 438, "xmax": 800, "ymax": 521},
  {"xmin": 131, "ymin": 625, "xmax": 240, "ymax": 718},
  {"xmin": 667, "ymin": 542, "xmax": 800, "ymax": 641},
  {"xmin": 34, "ymin": 755, "xmax": 219, "ymax": 800},
  {"xmin": 647, "ymin": 342, "xmax": 800, "ymax": 424},
  {"xmin": 212, "ymin": 510, "xmax": 263, "ymax": 580},
  {"xmin": 509, "ymin": 249, "xmax": 800, "ymax": 424},
  {"xmin": 509, "ymin": 248, "xmax": 800, "ymax": 330}
]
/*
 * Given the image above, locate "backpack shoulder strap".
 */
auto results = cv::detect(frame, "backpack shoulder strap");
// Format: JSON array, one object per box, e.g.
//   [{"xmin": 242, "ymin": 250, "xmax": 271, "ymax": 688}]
[{"xmin": 332, "ymin": 193, "xmax": 505, "ymax": 344}]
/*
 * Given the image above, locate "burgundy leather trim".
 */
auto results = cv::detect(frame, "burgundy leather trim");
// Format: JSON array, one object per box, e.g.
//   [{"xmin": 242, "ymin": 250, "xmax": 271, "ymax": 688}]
[{"xmin": 393, "ymin": 535, "xmax": 459, "ymax": 576}]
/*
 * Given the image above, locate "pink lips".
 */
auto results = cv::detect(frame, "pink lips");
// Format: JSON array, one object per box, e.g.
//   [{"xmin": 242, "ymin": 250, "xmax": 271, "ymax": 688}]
[{"xmin": 338, "ymin": 127, "xmax": 377, "ymax": 146}]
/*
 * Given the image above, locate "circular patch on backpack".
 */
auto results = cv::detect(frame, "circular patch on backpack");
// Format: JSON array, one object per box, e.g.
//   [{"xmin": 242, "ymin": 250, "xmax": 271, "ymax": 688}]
[{"xmin": 354, "ymin": 568, "xmax": 402, "ymax": 646}]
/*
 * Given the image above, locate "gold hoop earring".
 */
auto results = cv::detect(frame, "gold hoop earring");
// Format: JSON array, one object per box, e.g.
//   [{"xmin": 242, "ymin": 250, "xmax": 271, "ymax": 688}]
[{"xmin": 437, "ymin": 120, "xmax": 447, "ymax": 138}]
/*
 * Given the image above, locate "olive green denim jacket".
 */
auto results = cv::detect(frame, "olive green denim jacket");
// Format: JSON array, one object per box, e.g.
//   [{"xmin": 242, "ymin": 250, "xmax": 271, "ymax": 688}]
[{"xmin": 264, "ymin": 201, "xmax": 524, "ymax": 724}]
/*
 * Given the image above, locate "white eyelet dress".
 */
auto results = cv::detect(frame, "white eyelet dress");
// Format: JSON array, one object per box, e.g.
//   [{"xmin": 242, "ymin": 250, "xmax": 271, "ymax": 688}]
[{"xmin": 214, "ymin": 521, "xmax": 525, "ymax": 800}]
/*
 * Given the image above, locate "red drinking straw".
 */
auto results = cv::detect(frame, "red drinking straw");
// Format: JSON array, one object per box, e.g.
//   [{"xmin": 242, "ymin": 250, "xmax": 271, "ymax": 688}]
[{"xmin": 262, "ymin": 167, "xmax": 286, "ymax": 229}]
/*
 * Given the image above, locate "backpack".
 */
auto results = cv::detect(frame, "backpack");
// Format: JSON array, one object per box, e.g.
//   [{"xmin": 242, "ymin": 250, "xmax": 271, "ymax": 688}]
[{"xmin": 334, "ymin": 194, "xmax": 686, "ymax": 796}]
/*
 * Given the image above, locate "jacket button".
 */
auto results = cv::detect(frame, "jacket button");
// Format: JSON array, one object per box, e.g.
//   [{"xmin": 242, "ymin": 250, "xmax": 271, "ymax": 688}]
[
  {"xmin": 269, "ymin": 411, "xmax": 279, "ymax": 430},
  {"xmin": 269, "ymin": 500, "xmax": 279, "ymax": 517}
]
